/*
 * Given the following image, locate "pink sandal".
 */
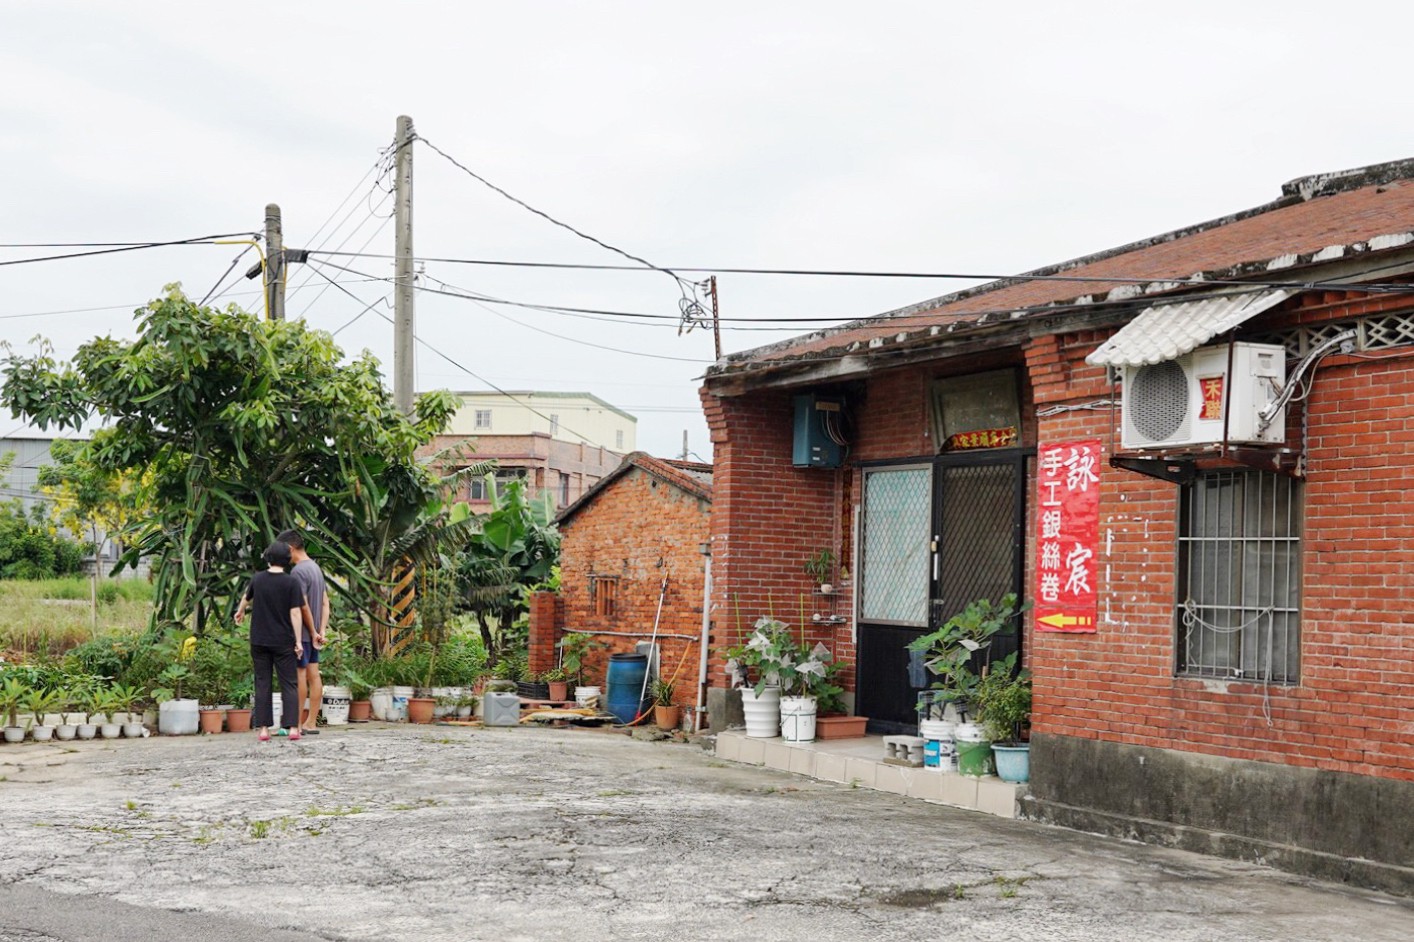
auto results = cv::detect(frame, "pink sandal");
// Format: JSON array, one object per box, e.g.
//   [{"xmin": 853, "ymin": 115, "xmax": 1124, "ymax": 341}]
[
  {"xmin": 288, "ymin": 728, "xmax": 302, "ymax": 742},
  {"xmin": 258, "ymin": 729, "xmax": 271, "ymax": 742}
]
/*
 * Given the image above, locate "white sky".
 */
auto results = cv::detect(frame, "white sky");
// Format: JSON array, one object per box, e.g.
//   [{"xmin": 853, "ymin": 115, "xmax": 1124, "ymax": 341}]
[{"xmin": 4, "ymin": 2, "xmax": 1413, "ymax": 459}]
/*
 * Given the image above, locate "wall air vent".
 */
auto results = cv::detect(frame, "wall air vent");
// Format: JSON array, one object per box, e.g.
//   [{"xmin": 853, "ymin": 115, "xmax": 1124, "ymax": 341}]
[{"xmin": 1121, "ymin": 342, "xmax": 1286, "ymax": 450}]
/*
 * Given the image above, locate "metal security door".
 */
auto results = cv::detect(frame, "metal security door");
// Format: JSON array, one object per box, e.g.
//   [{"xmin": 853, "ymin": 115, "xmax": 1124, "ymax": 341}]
[
  {"xmin": 930, "ymin": 451, "xmax": 1028, "ymax": 670},
  {"xmin": 856, "ymin": 453, "xmax": 1027, "ymax": 734}
]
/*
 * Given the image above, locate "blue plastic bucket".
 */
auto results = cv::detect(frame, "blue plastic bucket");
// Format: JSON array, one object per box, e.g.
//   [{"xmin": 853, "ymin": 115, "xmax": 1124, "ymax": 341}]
[{"xmin": 605, "ymin": 653, "xmax": 649, "ymax": 724}]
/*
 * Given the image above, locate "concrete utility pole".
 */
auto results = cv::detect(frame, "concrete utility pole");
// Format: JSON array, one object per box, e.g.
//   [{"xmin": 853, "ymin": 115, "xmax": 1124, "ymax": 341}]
[
  {"xmin": 393, "ymin": 114, "xmax": 416, "ymax": 414},
  {"xmin": 265, "ymin": 203, "xmax": 284, "ymax": 321}
]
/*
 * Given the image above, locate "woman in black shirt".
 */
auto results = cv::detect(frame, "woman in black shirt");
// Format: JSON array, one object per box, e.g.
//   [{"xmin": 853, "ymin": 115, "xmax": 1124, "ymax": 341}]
[{"xmin": 235, "ymin": 541, "xmax": 306, "ymax": 742}]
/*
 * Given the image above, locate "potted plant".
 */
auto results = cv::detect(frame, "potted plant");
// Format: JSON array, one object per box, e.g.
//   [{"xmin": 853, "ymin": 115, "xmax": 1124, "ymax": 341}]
[
  {"xmin": 558, "ymin": 631, "xmax": 601, "ymax": 695},
  {"xmin": 222, "ymin": 676, "xmax": 254, "ymax": 732},
  {"xmin": 804, "ymin": 549, "xmax": 836, "ymax": 594},
  {"xmin": 342, "ymin": 666, "xmax": 374, "ymax": 722},
  {"xmin": 541, "ymin": 667, "xmax": 570, "ymax": 702},
  {"xmin": 455, "ymin": 691, "xmax": 477, "ymax": 719},
  {"xmin": 96, "ymin": 690, "xmax": 124, "ymax": 739},
  {"xmin": 407, "ymin": 649, "xmax": 437, "ymax": 724},
  {"xmin": 23, "ymin": 686, "xmax": 63, "ymax": 743},
  {"xmin": 77, "ymin": 684, "xmax": 105, "ymax": 740},
  {"xmin": 905, "ymin": 593, "xmax": 1029, "ymax": 722},
  {"xmin": 652, "ymin": 679, "xmax": 680, "ymax": 731},
  {"xmin": 107, "ymin": 684, "xmax": 147, "ymax": 738},
  {"xmin": 152, "ymin": 663, "xmax": 199, "ymax": 735},
  {"xmin": 54, "ymin": 685, "xmax": 83, "ymax": 741},
  {"xmin": 975, "ymin": 663, "xmax": 1032, "ymax": 783},
  {"xmin": 725, "ymin": 614, "xmax": 841, "ymax": 742},
  {"xmin": 1, "ymin": 677, "xmax": 31, "ymax": 743}
]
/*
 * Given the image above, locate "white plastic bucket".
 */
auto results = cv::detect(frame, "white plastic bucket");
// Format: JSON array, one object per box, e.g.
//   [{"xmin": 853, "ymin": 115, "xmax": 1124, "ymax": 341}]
[
  {"xmin": 390, "ymin": 685, "xmax": 414, "ymax": 722},
  {"xmin": 779, "ymin": 695, "xmax": 818, "ymax": 743},
  {"xmin": 574, "ymin": 686, "xmax": 601, "ymax": 708},
  {"xmin": 158, "ymin": 699, "xmax": 199, "ymax": 735},
  {"xmin": 370, "ymin": 687, "xmax": 393, "ymax": 721},
  {"xmin": 920, "ymin": 719, "xmax": 957, "ymax": 771},
  {"xmin": 740, "ymin": 685, "xmax": 781, "ymax": 739},
  {"xmin": 322, "ymin": 685, "xmax": 351, "ymax": 726}
]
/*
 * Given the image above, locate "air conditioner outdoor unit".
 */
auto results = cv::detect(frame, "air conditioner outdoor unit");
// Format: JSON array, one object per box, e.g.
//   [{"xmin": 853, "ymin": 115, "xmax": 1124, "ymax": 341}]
[{"xmin": 1121, "ymin": 342, "xmax": 1286, "ymax": 450}]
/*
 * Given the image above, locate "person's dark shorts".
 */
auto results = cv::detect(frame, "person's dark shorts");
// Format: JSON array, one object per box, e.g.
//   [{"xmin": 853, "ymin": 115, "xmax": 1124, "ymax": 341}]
[{"xmin": 298, "ymin": 645, "xmax": 321, "ymax": 668}]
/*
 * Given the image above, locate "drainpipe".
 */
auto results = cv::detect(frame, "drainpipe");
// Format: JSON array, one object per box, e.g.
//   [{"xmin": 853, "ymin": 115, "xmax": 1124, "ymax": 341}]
[{"xmin": 695, "ymin": 542, "xmax": 712, "ymax": 733}]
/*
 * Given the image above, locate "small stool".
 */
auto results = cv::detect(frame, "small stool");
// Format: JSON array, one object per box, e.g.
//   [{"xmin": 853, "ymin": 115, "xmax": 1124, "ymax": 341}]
[{"xmin": 882, "ymin": 734, "xmax": 925, "ymax": 767}]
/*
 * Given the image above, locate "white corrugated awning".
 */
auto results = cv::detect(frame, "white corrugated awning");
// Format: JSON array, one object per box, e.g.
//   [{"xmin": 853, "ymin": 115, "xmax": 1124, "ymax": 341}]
[{"xmin": 1086, "ymin": 289, "xmax": 1291, "ymax": 367}]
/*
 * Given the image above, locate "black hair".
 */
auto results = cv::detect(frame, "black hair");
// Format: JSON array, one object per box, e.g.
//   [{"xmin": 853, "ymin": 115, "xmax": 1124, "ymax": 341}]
[
  {"xmin": 275, "ymin": 529, "xmax": 305, "ymax": 550},
  {"xmin": 262, "ymin": 541, "xmax": 292, "ymax": 568}
]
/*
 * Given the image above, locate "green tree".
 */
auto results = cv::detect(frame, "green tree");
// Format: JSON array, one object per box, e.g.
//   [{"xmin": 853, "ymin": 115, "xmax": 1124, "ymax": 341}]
[
  {"xmin": 0, "ymin": 285, "xmax": 461, "ymax": 636},
  {"xmin": 455, "ymin": 475, "xmax": 559, "ymax": 669}
]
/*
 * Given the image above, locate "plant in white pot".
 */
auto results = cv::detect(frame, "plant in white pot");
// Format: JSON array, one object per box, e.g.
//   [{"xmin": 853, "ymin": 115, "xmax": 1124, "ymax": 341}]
[
  {"xmin": 109, "ymin": 685, "xmax": 147, "ymax": 738},
  {"xmin": 725, "ymin": 614, "xmax": 842, "ymax": 742},
  {"xmin": 54, "ymin": 685, "xmax": 83, "ymax": 741},
  {"xmin": 0, "ymin": 677, "xmax": 30, "ymax": 743},
  {"xmin": 77, "ymin": 684, "xmax": 105, "ymax": 740},
  {"xmin": 23, "ymin": 686, "xmax": 63, "ymax": 743}
]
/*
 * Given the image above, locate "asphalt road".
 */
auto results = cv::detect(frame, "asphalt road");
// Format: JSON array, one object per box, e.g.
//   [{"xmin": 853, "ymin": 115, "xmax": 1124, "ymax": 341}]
[{"xmin": 1, "ymin": 724, "xmax": 1410, "ymax": 941}]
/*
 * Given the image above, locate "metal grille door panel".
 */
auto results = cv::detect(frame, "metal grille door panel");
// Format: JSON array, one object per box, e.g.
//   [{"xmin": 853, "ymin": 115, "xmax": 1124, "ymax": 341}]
[{"xmin": 859, "ymin": 467, "xmax": 932, "ymax": 626}]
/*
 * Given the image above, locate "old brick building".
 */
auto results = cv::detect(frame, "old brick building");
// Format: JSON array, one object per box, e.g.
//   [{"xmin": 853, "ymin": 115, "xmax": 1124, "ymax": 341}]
[
  {"xmin": 528, "ymin": 452, "xmax": 712, "ymax": 717},
  {"xmin": 702, "ymin": 158, "xmax": 1414, "ymax": 891}
]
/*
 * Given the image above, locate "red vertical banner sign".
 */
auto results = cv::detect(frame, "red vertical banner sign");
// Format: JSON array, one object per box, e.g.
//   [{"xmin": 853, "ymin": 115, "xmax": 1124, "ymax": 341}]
[{"xmin": 1034, "ymin": 439, "xmax": 1101, "ymax": 633}]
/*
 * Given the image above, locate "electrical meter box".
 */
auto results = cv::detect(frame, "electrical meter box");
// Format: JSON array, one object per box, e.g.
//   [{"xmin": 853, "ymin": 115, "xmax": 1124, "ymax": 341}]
[
  {"xmin": 482, "ymin": 691, "xmax": 521, "ymax": 727},
  {"xmin": 792, "ymin": 394, "xmax": 844, "ymax": 468}
]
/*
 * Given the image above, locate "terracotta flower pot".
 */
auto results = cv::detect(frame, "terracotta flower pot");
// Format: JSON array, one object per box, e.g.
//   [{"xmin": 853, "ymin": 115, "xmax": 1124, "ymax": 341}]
[
  {"xmin": 198, "ymin": 709, "xmax": 224, "ymax": 734},
  {"xmin": 225, "ymin": 708, "xmax": 252, "ymax": 733},
  {"xmin": 548, "ymin": 681, "xmax": 569, "ymax": 702},
  {"xmin": 406, "ymin": 697, "xmax": 436, "ymax": 724},
  {"xmin": 654, "ymin": 704, "xmax": 682, "ymax": 731},
  {"xmin": 349, "ymin": 699, "xmax": 372, "ymax": 722}
]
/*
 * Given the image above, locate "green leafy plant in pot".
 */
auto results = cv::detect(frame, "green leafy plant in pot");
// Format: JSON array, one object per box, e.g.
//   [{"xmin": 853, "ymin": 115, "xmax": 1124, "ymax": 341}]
[
  {"xmin": 905, "ymin": 593, "xmax": 1028, "ymax": 722},
  {"xmin": 1, "ymin": 677, "xmax": 32, "ymax": 742},
  {"xmin": 652, "ymin": 678, "xmax": 680, "ymax": 731},
  {"xmin": 974, "ymin": 661, "xmax": 1032, "ymax": 783}
]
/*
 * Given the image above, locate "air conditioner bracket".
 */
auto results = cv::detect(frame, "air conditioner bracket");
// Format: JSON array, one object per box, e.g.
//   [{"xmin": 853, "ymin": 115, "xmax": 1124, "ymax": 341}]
[{"xmin": 1111, "ymin": 445, "xmax": 1304, "ymax": 485}]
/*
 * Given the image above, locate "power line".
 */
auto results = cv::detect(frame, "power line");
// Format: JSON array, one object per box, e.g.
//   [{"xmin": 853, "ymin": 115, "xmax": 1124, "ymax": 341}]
[
  {"xmin": 296, "ymin": 268, "xmax": 624, "ymax": 453},
  {"xmin": 306, "ymin": 248, "xmax": 1414, "ymax": 296},
  {"xmin": 305, "ymin": 259, "xmax": 711, "ymax": 364},
  {"xmin": 415, "ymin": 135, "xmax": 691, "ymax": 296},
  {"xmin": 0, "ymin": 232, "xmax": 258, "ymax": 268}
]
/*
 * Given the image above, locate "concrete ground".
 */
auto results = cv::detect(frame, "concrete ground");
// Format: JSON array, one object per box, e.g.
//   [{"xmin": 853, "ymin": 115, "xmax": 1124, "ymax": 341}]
[{"xmin": 1, "ymin": 724, "xmax": 1410, "ymax": 942}]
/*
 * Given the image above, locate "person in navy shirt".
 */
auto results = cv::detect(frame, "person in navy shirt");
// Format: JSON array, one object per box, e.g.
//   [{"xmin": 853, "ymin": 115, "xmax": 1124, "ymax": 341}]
[{"xmin": 235, "ymin": 541, "xmax": 306, "ymax": 742}]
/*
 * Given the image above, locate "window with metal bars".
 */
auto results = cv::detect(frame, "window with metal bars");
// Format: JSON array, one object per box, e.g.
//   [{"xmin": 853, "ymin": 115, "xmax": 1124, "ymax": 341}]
[
  {"xmin": 591, "ymin": 575, "xmax": 619, "ymax": 617},
  {"xmin": 1176, "ymin": 469, "xmax": 1302, "ymax": 683}
]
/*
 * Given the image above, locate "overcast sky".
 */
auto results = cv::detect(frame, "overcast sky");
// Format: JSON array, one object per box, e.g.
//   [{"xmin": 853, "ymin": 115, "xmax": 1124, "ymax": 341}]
[{"xmin": 4, "ymin": 2, "xmax": 1413, "ymax": 459}]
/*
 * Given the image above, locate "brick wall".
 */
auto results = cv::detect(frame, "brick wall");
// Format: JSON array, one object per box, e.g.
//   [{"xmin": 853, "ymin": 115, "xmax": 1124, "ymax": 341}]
[
  {"xmin": 1028, "ymin": 296, "xmax": 1414, "ymax": 784},
  {"xmin": 551, "ymin": 467, "xmax": 711, "ymax": 708},
  {"xmin": 707, "ymin": 291, "xmax": 1414, "ymax": 783},
  {"xmin": 702, "ymin": 388, "xmax": 859, "ymax": 694}
]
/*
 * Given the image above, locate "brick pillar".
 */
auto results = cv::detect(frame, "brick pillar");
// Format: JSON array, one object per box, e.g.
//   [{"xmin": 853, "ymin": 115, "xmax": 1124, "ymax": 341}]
[{"xmin": 527, "ymin": 590, "xmax": 560, "ymax": 674}]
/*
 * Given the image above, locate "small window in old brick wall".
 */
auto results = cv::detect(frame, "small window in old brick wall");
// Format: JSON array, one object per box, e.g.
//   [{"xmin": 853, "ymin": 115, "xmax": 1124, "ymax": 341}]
[
  {"xmin": 930, "ymin": 368, "xmax": 1021, "ymax": 451},
  {"xmin": 591, "ymin": 575, "xmax": 619, "ymax": 616}
]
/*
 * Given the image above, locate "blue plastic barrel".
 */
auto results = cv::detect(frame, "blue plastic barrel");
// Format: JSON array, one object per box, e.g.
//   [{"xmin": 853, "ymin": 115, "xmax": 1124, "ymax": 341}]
[{"xmin": 605, "ymin": 653, "xmax": 649, "ymax": 723}]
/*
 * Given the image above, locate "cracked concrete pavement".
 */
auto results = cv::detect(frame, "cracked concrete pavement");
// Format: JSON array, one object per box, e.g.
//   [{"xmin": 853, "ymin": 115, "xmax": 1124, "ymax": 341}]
[{"xmin": 2, "ymin": 724, "xmax": 1411, "ymax": 942}]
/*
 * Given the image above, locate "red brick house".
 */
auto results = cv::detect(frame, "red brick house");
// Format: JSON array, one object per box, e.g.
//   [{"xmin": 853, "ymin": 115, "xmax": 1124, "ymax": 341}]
[
  {"xmin": 527, "ymin": 452, "xmax": 712, "ymax": 718},
  {"xmin": 701, "ymin": 158, "xmax": 1414, "ymax": 892}
]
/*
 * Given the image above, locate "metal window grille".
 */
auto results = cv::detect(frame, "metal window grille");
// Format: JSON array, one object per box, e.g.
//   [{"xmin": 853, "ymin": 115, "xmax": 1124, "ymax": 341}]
[
  {"xmin": 474, "ymin": 409, "xmax": 492, "ymax": 429},
  {"xmin": 1177, "ymin": 470, "xmax": 1301, "ymax": 683},
  {"xmin": 559, "ymin": 472, "xmax": 571, "ymax": 507},
  {"xmin": 550, "ymin": 414, "xmax": 560, "ymax": 435},
  {"xmin": 591, "ymin": 575, "xmax": 619, "ymax": 617}
]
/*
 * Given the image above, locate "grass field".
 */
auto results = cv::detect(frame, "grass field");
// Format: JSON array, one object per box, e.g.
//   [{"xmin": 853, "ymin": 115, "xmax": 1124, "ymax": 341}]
[{"xmin": 0, "ymin": 576, "xmax": 153, "ymax": 659}]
